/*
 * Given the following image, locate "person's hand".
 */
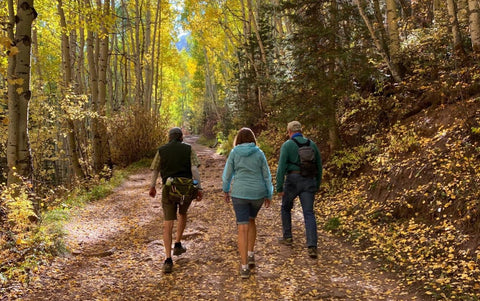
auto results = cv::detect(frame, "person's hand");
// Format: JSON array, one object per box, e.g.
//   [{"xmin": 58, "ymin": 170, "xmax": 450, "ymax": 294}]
[
  {"xmin": 224, "ymin": 192, "xmax": 230, "ymax": 203},
  {"xmin": 149, "ymin": 186, "xmax": 156, "ymax": 198},
  {"xmin": 196, "ymin": 190, "xmax": 203, "ymax": 201},
  {"xmin": 264, "ymin": 198, "xmax": 271, "ymax": 208}
]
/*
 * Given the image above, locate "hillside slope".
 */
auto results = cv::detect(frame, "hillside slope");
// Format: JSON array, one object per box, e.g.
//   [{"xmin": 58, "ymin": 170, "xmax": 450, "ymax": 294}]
[{"xmin": 319, "ymin": 96, "xmax": 480, "ymax": 299}]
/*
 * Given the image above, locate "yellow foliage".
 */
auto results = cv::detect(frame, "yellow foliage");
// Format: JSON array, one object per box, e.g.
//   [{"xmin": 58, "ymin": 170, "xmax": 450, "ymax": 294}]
[
  {"xmin": 319, "ymin": 104, "xmax": 480, "ymax": 299},
  {"xmin": 2, "ymin": 185, "xmax": 36, "ymax": 234},
  {"xmin": 8, "ymin": 46, "xmax": 19, "ymax": 56}
]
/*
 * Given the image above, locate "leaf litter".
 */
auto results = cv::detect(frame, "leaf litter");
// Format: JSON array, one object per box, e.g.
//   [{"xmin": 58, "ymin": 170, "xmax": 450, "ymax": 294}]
[{"xmin": 19, "ymin": 136, "xmax": 424, "ymax": 301}]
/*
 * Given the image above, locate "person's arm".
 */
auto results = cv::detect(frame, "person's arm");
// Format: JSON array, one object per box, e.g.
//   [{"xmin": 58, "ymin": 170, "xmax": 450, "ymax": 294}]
[
  {"xmin": 222, "ymin": 150, "xmax": 234, "ymax": 202},
  {"xmin": 190, "ymin": 148, "xmax": 203, "ymax": 201},
  {"xmin": 275, "ymin": 142, "xmax": 288, "ymax": 193},
  {"xmin": 312, "ymin": 142, "xmax": 323, "ymax": 190},
  {"xmin": 190, "ymin": 148, "xmax": 202, "ymax": 189},
  {"xmin": 149, "ymin": 152, "xmax": 161, "ymax": 197},
  {"xmin": 260, "ymin": 150, "xmax": 273, "ymax": 200}
]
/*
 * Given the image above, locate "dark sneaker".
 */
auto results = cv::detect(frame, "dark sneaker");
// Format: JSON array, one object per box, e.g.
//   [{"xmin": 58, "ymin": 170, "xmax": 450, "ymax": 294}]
[
  {"xmin": 278, "ymin": 237, "xmax": 293, "ymax": 246},
  {"xmin": 173, "ymin": 244, "xmax": 187, "ymax": 256},
  {"xmin": 240, "ymin": 268, "xmax": 250, "ymax": 279},
  {"xmin": 163, "ymin": 258, "xmax": 173, "ymax": 273},
  {"xmin": 308, "ymin": 247, "xmax": 318, "ymax": 259},
  {"xmin": 248, "ymin": 255, "xmax": 255, "ymax": 269}
]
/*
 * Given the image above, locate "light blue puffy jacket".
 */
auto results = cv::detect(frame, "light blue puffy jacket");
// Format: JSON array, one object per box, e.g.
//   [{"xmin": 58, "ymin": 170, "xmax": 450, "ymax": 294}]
[{"xmin": 222, "ymin": 142, "xmax": 273, "ymax": 200}]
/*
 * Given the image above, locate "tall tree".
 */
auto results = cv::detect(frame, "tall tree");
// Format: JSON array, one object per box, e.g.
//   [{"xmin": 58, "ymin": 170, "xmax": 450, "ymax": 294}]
[
  {"xmin": 355, "ymin": 0, "xmax": 403, "ymax": 82},
  {"xmin": 468, "ymin": 0, "xmax": 480, "ymax": 51},
  {"xmin": 386, "ymin": 0, "xmax": 404, "ymax": 77},
  {"xmin": 447, "ymin": 0, "xmax": 466, "ymax": 55},
  {"xmin": 57, "ymin": 0, "xmax": 85, "ymax": 179},
  {"xmin": 6, "ymin": 0, "xmax": 37, "ymax": 185},
  {"xmin": 96, "ymin": 0, "xmax": 112, "ymax": 171}
]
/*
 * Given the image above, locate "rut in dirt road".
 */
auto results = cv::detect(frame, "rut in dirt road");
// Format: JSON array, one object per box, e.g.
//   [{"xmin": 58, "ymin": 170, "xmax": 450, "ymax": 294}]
[{"xmin": 20, "ymin": 136, "xmax": 425, "ymax": 301}]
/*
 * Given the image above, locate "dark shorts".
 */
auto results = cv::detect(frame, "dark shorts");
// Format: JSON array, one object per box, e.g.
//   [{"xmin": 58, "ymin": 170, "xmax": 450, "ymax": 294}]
[
  {"xmin": 162, "ymin": 186, "xmax": 194, "ymax": 221},
  {"xmin": 231, "ymin": 197, "xmax": 264, "ymax": 224}
]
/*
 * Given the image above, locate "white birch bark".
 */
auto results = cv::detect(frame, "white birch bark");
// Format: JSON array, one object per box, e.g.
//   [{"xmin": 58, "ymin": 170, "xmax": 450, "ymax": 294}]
[
  {"xmin": 7, "ymin": 0, "xmax": 36, "ymax": 185},
  {"xmin": 447, "ymin": 0, "xmax": 466, "ymax": 54},
  {"xmin": 468, "ymin": 0, "xmax": 480, "ymax": 51},
  {"xmin": 57, "ymin": 0, "xmax": 85, "ymax": 179}
]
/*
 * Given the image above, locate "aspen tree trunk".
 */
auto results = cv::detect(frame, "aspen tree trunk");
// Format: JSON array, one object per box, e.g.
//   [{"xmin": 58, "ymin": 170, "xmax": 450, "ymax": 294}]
[
  {"xmin": 246, "ymin": 0, "xmax": 267, "ymax": 66},
  {"xmin": 7, "ymin": 0, "xmax": 37, "ymax": 185},
  {"xmin": 269, "ymin": 0, "xmax": 284, "ymax": 63},
  {"xmin": 110, "ymin": 35, "xmax": 117, "ymax": 112},
  {"xmin": 355, "ymin": 0, "xmax": 402, "ymax": 82},
  {"xmin": 386, "ymin": 0, "xmax": 404, "ymax": 78},
  {"xmin": 373, "ymin": 0, "xmax": 388, "ymax": 50},
  {"xmin": 240, "ymin": 0, "xmax": 263, "ymax": 113},
  {"xmin": 6, "ymin": 0, "xmax": 18, "ymax": 185},
  {"xmin": 75, "ymin": 11, "xmax": 86, "ymax": 95},
  {"xmin": 327, "ymin": 0, "xmax": 341, "ymax": 152},
  {"xmin": 152, "ymin": 0, "xmax": 162, "ymax": 114},
  {"xmin": 73, "ymin": 10, "xmax": 89, "ymax": 172},
  {"xmin": 457, "ymin": 0, "xmax": 469, "ymax": 24},
  {"xmin": 154, "ymin": 3, "xmax": 163, "ymax": 114},
  {"xmin": 468, "ymin": 0, "xmax": 480, "ymax": 51},
  {"xmin": 144, "ymin": 8, "xmax": 153, "ymax": 110},
  {"xmin": 57, "ymin": 0, "xmax": 85, "ymax": 179},
  {"xmin": 134, "ymin": 0, "xmax": 144, "ymax": 105},
  {"xmin": 85, "ymin": 0, "xmax": 102, "ymax": 172},
  {"xmin": 203, "ymin": 47, "xmax": 221, "ymax": 120},
  {"xmin": 433, "ymin": 0, "xmax": 443, "ymax": 23},
  {"xmin": 31, "ymin": 30, "xmax": 42, "ymax": 82},
  {"xmin": 271, "ymin": 0, "xmax": 284, "ymax": 38},
  {"xmin": 447, "ymin": 0, "xmax": 466, "ymax": 54},
  {"xmin": 119, "ymin": 13, "xmax": 129, "ymax": 106},
  {"xmin": 247, "ymin": 0, "xmax": 266, "ymax": 113},
  {"xmin": 108, "ymin": 0, "xmax": 115, "ymax": 111},
  {"xmin": 120, "ymin": 0, "xmax": 131, "ymax": 104},
  {"xmin": 96, "ymin": 0, "xmax": 112, "ymax": 173}
]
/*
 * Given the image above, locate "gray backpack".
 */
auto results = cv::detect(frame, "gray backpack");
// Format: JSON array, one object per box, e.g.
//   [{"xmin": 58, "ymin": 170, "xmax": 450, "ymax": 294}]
[{"xmin": 292, "ymin": 138, "xmax": 317, "ymax": 178}]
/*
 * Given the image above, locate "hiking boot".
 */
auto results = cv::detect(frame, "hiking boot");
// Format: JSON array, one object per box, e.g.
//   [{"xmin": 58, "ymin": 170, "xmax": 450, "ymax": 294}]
[
  {"xmin": 278, "ymin": 237, "xmax": 293, "ymax": 246},
  {"xmin": 163, "ymin": 258, "xmax": 173, "ymax": 273},
  {"xmin": 240, "ymin": 268, "xmax": 250, "ymax": 279},
  {"xmin": 308, "ymin": 247, "xmax": 318, "ymax": 259},
  {"xmin": 248, "ymin": 255, "xmax": 255, "ymax": 269},
  {"xmin": 173, "ymin": 243, "xmax": 187, "ymax": 256}
]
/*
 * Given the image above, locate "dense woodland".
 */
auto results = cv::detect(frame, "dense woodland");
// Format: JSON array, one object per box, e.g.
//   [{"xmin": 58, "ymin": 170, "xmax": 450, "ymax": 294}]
[{"xmin": 1, "ymin": 0, "xmax": 480, "ymax": 299}]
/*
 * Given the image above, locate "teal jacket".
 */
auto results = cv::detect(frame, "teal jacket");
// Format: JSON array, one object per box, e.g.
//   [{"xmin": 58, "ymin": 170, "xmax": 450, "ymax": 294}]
[
  {"xmin": 275, "ymin": 135, "xmax": 323, "ymax": 193},
  {"xmin": 222, "ymin": 143, "xmax": 273, "ymax": 200}
]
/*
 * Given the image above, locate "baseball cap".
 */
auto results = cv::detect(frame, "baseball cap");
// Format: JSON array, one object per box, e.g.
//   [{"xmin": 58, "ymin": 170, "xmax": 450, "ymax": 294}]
[{"xmin": 168, "ymin": 127, "xmax": 183, "ymax": 140}]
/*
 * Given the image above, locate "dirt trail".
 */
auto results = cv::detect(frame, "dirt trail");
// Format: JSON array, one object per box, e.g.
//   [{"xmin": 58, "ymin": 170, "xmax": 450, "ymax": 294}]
[{"xmin": 21, "ymin": 136, "xmax": 424, "ymax": 300}]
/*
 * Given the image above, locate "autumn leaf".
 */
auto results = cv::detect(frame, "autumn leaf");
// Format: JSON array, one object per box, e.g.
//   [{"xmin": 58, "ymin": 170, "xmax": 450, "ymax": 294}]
[{"xmin": 9, "ymin": 46, "xmax": 19, "ymax": 56}]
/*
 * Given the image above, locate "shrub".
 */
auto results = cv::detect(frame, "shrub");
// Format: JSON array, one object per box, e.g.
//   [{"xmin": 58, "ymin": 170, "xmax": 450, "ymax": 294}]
[{"xmin": 108, "ymin": 106, "xmax": 168, "ymax": 166}]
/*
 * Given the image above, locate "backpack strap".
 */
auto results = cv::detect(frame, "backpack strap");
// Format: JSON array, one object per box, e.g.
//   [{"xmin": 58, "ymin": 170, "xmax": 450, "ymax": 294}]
[{"xmin": 291, "ymin": 137, "xmax": 310, "ymax": 147}]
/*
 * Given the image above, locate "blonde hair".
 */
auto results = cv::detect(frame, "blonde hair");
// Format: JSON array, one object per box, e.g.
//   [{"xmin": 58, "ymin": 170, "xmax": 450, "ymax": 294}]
[{"xmin": 233, "ymin": 127, "xmax": 257, "ymax": 146}]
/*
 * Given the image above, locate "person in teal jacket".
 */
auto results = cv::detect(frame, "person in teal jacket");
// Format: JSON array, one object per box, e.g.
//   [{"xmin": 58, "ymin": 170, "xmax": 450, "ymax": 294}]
[{"xmin": 222, "ymin": 127, "xmax": 273, "ymax": 279}]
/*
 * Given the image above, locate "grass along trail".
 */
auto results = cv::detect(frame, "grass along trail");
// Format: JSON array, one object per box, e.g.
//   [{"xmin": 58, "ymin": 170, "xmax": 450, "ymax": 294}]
[{"xmin": 20, "ymin": 136, "xmax": 424, "ymax": 300}]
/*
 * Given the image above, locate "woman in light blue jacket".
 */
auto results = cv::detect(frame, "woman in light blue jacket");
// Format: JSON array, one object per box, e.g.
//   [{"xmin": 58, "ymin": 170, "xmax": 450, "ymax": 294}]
[{"xmin": 222, "ymin": 127, "xmax": 273, "ymax": 279}]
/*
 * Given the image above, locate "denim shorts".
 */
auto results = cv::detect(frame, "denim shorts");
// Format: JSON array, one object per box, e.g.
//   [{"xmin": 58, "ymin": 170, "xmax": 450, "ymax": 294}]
[{"xmin": 231, "ymin": 197, "xmax": 264, "ymax": 224}]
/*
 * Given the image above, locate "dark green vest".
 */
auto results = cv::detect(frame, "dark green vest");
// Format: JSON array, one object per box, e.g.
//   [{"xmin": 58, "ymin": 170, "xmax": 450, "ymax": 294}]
[{"xmin": 158, "ymin": 140, "xmax": 192, "ymax": 184}]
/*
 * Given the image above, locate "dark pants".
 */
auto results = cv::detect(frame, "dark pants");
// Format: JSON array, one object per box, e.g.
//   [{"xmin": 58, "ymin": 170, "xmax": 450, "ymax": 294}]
[{"xmin": 281, "ymin": 173, "xmax": 318, "ymax": 247}]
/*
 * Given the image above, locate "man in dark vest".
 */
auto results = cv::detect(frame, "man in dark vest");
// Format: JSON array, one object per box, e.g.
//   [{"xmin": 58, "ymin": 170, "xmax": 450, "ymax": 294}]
[{"xmin": 149, "ymin": 127, "xmax": 203, "ymax": 273}]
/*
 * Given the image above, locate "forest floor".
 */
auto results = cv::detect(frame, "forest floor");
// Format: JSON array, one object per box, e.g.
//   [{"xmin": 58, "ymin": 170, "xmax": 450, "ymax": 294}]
[{"xmin": 18, "ymin": 136, "xmax": 426, "ymax": 301}]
